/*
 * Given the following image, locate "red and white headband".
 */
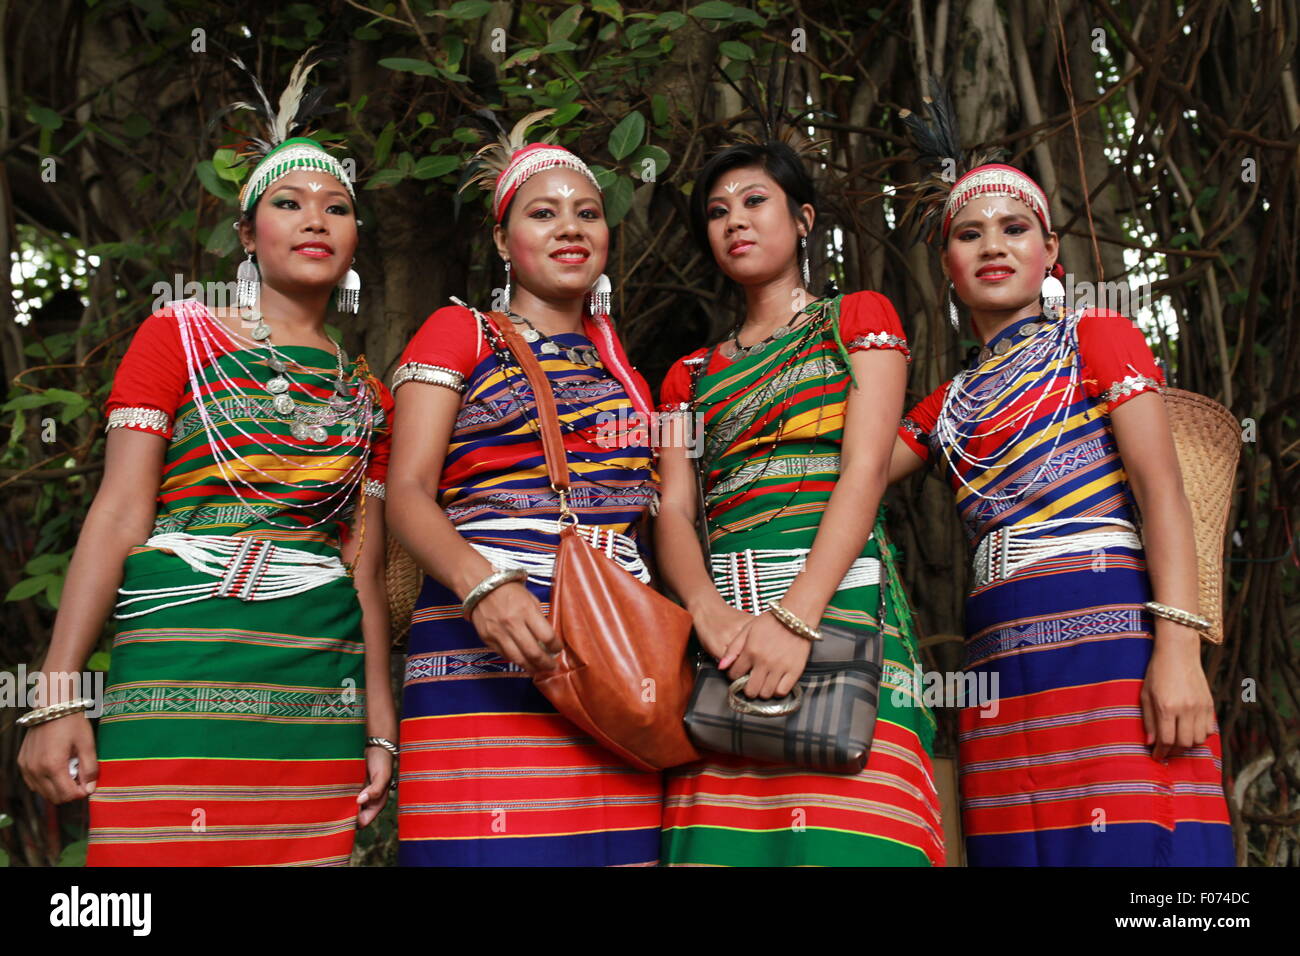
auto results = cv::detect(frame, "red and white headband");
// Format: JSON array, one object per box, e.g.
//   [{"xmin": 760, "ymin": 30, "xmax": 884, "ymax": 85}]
[
  {"xmin": 492, "ymin": 143, "xmax": 600, "ymax": 223},
  {"xmin": 942, "ymin": 163, "xmax": 1051, "ymax": 241}
]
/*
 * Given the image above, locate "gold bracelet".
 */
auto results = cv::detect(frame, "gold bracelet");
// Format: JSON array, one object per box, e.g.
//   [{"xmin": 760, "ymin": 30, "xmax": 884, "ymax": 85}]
[
  {"xmin": 767, "ymin": 602, "xmax": 822, "ymax": 642},
  {"xmin": 1143, "ymin": 601, "xmax": 1211, "ymax": 632}
]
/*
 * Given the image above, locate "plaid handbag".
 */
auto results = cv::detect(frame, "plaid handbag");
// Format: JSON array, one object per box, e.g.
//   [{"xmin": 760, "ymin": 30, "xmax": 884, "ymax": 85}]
[{"xmin": 680, "ymin": 344, "xmax": 886, "ymax": 773}]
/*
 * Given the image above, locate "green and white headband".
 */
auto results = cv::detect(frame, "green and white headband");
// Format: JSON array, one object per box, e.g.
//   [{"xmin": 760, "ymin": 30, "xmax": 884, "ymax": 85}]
[{"xmin": 239, "ymin": 137, "xmax": 355, "ymax": 214}]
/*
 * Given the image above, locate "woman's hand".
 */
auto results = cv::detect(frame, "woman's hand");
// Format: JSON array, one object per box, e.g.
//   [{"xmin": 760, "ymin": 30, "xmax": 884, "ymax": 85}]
[
  {"xmin": 468, "ymin": 580, "xmax": 557, "ymax": 672},
  {"xmin": 721, "ymin": 611, "xmax": 813, "ymax": 699},
  {"xmin": 692, "ymin": 597, "xmax": 755, "ymax": 661},
  {"xmin": 356, "ymin": 747, "xmax": 393, "ymax": 828},
  {"xmin": 17, "ymin": 713, "xmax": 99, "ymax": 804},
  {"xmin": 1141, "ymin": 625, "xmax": 1215, "ymax": 762}
]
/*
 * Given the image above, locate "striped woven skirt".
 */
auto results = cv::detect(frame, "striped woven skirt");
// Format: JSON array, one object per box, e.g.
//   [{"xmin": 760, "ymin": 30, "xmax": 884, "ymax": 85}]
[
  {"xmin": 86, "ymin": 546, "xmax": 367, "ymax": 866},
  {"xmin": 397, "ymin": 574, "xmax": 663, "ymax": 866},
  {"xmin": 959, "ymin": 545, "xmax": 1235, "ymax": 865},
  {"xmin": 661, "ymin": 564, "xmax": 945, "ymax": 867}
]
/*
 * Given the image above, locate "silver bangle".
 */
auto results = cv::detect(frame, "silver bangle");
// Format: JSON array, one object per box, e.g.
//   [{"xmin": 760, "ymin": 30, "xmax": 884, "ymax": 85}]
[
  {"xmin": 1144, "ymin": 601, "xmax": 1211, "ymax": 632},
  {"xmin": 17, "ymin": 698, "xmax": 96, "ymax": 728},
  {"xmin": 365, "ymin": 736, "xmax": 399, "ymax": 759},
  {"xmin": 462, "ymin": 567, "xmax": 528, "ymax": 620},
  {"xmin": 767, "ymin": 602, "xmax": 823, "ymax": 642}
]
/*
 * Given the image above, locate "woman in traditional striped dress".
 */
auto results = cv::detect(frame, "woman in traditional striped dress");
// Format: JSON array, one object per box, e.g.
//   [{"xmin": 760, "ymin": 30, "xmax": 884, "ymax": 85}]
[
  {"xmin": 889, "ymin": 128, "xmax": 1234, "ymax": 864},
  {"xmin": 388, "ymin": 114, "xmax": 663, "ymax": 866},
  {"xmin": 653, "ymin": 140, "xmax": 945, "ymax": 867},
  {"xmin": 17, "ymin": 63, "xmax": 397, "ymax": 866}
]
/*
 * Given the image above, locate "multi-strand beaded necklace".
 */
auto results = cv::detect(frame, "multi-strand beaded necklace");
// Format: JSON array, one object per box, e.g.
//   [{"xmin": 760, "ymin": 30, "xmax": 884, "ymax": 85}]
[{"xmin": 173, "ymin": 299, "xmax": 378, "ymax": 532}]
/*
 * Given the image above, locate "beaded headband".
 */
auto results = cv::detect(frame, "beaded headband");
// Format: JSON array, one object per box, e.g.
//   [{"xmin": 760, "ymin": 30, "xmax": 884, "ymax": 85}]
[
  {"xmin": 491, "ymin": 143, "xmax": 600, "ymax": 223},
  {"xmin": 239, "ymin": 137, "xmax": 355, "ymax": 213},
  {"xmin": 942, "ymin": 163, "xmax": 1050, "ymax": 241}
]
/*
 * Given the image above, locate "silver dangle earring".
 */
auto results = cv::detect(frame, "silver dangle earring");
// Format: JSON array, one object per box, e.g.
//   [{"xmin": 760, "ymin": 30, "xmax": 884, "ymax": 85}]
[
  {"xmin": 800, "ymin": 235, "xmax": 811, "ymax": 287},
  {"xmin": 502, "ymin": 260, "xmax": 512, "ymax": 312},
  {"xmin": 586, "ymin": 273, "xmax": 612, "ymax": 318},
  {"xmin": 237, "ymin": 250, "xmax": 260, "ymax": 309},
  {"xmin": 947, "ymin": 282, "xmax": 960, "ymax": 331},
  {"xmin": 337, "ymin": 259, "xmax": 360, "ymax": 314},
  {"xmin": 1040, "ymin": 267, "xmax": 1066, "ymax": 319}
]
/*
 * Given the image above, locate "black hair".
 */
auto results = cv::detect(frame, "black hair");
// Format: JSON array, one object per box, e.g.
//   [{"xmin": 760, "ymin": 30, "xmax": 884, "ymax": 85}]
[{"xmin": 689, "ymin": 141, "xmax": 816, "ymax": 255}]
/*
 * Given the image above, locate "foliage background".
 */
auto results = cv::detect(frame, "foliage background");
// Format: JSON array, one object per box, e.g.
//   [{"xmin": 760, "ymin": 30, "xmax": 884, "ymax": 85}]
[{"xmin": 1, "ymin": 0, "xmax": 1296, "ymax": 867}]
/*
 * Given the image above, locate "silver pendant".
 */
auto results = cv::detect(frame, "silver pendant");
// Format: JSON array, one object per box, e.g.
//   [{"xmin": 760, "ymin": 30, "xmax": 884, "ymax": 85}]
[
  {"xmin": 266, "ymin": 376, "xmax": 290, "ymax": 394},
  {"xmin": 273, "ymin": 393, "xmax": 295, "ymax": 415},
  {"xmin": 290, "ymin": 420, "xmax": 311, "ymax": 441},
  {"xmin": 540, "ymin": 341, "xmax": 561, "ymax": 355},
  {"xmin": 1020, "ymin": 322, "xmax": 1040, "ymax": 337},
  {"xmin": 251, "ymin": 321, "xmax": 271, "ymax": 341},
  {"xmin": 330, "ymin": 398, "xmax": 351, "ymax": 413},
  {"xmin": 720, "ymin": 341, "xmax": 739, "ymax": 360},
  {"xmin": 994, "ymin": 339, "xmax": 1011, "ymax": 356},
  {"xmin": 522, "ymin": 329, "xmax": 540, "ymax": 343},
  {"xmin": 268, "ymin": 356, "xmax": 287, "ymax": 373},
  {"xmin": 309, "ymin": 425, "xmax": 327, "ymax": 443}
]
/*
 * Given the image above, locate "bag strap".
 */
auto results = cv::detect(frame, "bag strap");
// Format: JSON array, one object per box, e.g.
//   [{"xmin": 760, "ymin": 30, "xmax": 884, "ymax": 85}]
[
  {"xmin": 483, "ymin": 310, "xmax": 571, "ymax": 495},
  {"xmin": 687, "ymin": 347, "xmax": 718, "ymax": 564}
]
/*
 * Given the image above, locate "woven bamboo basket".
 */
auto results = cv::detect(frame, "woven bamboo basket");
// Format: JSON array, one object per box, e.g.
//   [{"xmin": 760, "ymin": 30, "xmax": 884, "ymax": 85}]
[
  {"xmin": 1162, "ymin": 387, "xmax": 1240, "ymax": 645},
  {"xmin": 386, "ymin": 531, "xmax": 421, "ymax": 645}
]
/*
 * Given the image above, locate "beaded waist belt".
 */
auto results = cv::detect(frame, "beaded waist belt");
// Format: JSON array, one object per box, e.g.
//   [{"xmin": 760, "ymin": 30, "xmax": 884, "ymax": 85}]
[
  {"xmin": 710, "ymin": 546, "xmax": 881, "ymax": 616},
  {"xmin": 971, "ymin": 517, "xmax": 1143, "ymax": 589},
  {"xmin": 454, "ymin": 517, "xmax": 650, "ymax": 586},
  {"xmin": 114, "ymin": 532, "xmax": 349, "ymax": 620}
]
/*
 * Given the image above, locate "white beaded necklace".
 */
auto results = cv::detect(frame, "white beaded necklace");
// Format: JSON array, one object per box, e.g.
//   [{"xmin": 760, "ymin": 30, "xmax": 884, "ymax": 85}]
[
  {"xmin": 173, "ymin": 300, "xmax": 376, "ymax": 529},
  {"xmin": 933, "ymin": 310, "xmax": 1084, "ymax": 503}
]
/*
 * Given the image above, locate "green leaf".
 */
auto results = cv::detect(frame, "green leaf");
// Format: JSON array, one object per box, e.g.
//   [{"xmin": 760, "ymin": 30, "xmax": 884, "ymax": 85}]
[
  {"xmin": 629, "ymin": 144, "xmax": 671, "ymax": 180},
  {"xmin": 502, "ymin": 47, "xmax": 543, "ymax": 69},
  {"xmin": 0, "ymin": 847, "xmax": 8, "ymax": 867},
  {"xmin": 819, "ymin": 73, "xmax": 854, "ymax": 83},
  {"xmin": 690, "ymin": 1, "xmax": 736, "ymax": 19},
  {"xmin": 212, "ymin": 148, "xmax": 245, "ymax": 184},
  {"xmin": 123, "ymin": 114, "xmax": 151, "ymax": 138},
  {"xmin": 24, "ymin": 552, "xmax": 67, "ymax": 575},
  {"xmin": 46, "ymin": 575, "xmax": 63, "ymax": 609},
  {"xmin": 608, "ymin": 111, "xmax": 645, "ymax": 160},
  {"xmin": 87, "ymin": 651, "xmax": 112, "ymax": 672},
  {"xmin": 653, "ymin": 11, "xmax": 687, "ymax": 30},
  {"xmin": 196, "ymin": 160, "xmax": 238, "ymax": 202},
  {"xmin": 374, "ymin": 122, "xmax": 396, "ymax": 168},
  {"xmin": 378, "ymin": 57, "xmax": 440, "ymax": 78},
  {"xmin": 443, "ymin": 35, "xmax": 465, "ymax": 72},
  {"xmin": 652, "ymin": 94, "xmax": 670, "ymax": 126},
  {"xmin": 549, "ymin": 102, "xmax": 584, "ymax": 126},
  {"xmin": 364, "ymin": 168, "xmax": 407, "ymax": 191},
  {"xmin": 354, "ymin": 24, "xmax": 381, "ymax": 41},
  {"xmin": 549, "ymin": 4, "xmax": 583, "ymax": 43},
  {"xmin": 590, "ymin": 165, "xmax": 617, "ymax": 191},
  {"xmin": 29, "ymin": 105, "xmax": 63, "ymax": 130},
  {"xmin": 452, "ymin": 126, "xmax": 480, "ymax": 144},
  {"xmin": 591, "ymin": 0, "xmax": 623, "ymax": 22},
  {"xmin": 719, "ymin": 40, "xmax": 753, "ymax": 60},
  {"xmin": 1170, "ymin": 231, "xmax": 1198, "ymax": 249},
  {"xmin": 412, "ymin": 155, "xmax": 460, "ymax": 180},
  {"xmin": 0, "ymin": 812, "xmax": 12, "ymax": 829},
  {"xmin": 440, "ymin": 0, "xmax": 491, "ymax": 18},
  {"xmin": 56, "ymin": 839, "xmax": 87, "ymax": 867},
  {"xmin": 603, "ymin": 175, "xmax": 635, "ymax": 226},
  {"xmin": 6, "ymin": 575, "xmax": 54, "ymax": 602},
  {"xmin": 539, "ymin": 40, "xmax": 579, "ymax": 55},
  {"xmin": 205, "ymin": 221, "xmax": 241, "ymax": 257},
  {"xmin": 1, "ymin": 392, "xmax": 59, "ymax": 412}
]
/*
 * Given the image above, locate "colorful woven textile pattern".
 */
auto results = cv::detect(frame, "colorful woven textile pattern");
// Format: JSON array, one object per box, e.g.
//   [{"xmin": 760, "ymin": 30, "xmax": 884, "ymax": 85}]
[
  {"xmin": 657, "ymin": 291, "xmax": 945, "ymax": 867},
  {"xmin": 86, "ymin": 301, "xmax": 391, "ymax": 866},
  {"xmin": 395, "ymin": 305, "xmax": 663, "ymax": 866},
  {"xmin": 899, "ymin": 308, "xmax": 1234, "ymax": 865}
]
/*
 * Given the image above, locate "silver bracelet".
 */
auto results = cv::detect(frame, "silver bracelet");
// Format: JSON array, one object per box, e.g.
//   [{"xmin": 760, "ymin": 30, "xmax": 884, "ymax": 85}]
[
  {"xmin": 365, "ymin": 736, "xmax": 399, "ymax": 759},
  {"xmin": 17, "ymin": 698, "xmax": 96, "ymax": 728},
  {"xmin": 461, "ymin": 567, "xmax": 529, "ymax": 620},
  {"xmin": 1144, "ymin": 601, "xmax": 1211, "ymax": 632},
  {"xmin": 767, "ymin": 602, "xmax": 823, "ymax": 642}
]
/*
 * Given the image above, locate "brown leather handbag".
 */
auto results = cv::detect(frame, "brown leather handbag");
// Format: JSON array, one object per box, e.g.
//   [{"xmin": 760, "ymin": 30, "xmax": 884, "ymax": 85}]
[{"xmin": 486, "ymin": 311, "xmax": 699, "ymax": 773}]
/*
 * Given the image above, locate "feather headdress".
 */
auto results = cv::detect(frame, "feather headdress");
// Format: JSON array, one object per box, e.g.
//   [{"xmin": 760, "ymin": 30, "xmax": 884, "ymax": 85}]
[
  {"xmin": 460, "ymin": 108, "xmax": 599, "ymax": 223},
  {"xmin": 897, "ymin": 76, "xmax": 1053, "ymax": 245},
  {"xmin": 713, "ymin": 54, "xmax": 830, "ymax": 161},
  {"xmin": 210, "ymin": 47, "xmax": 352, "ymax": 213}
]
